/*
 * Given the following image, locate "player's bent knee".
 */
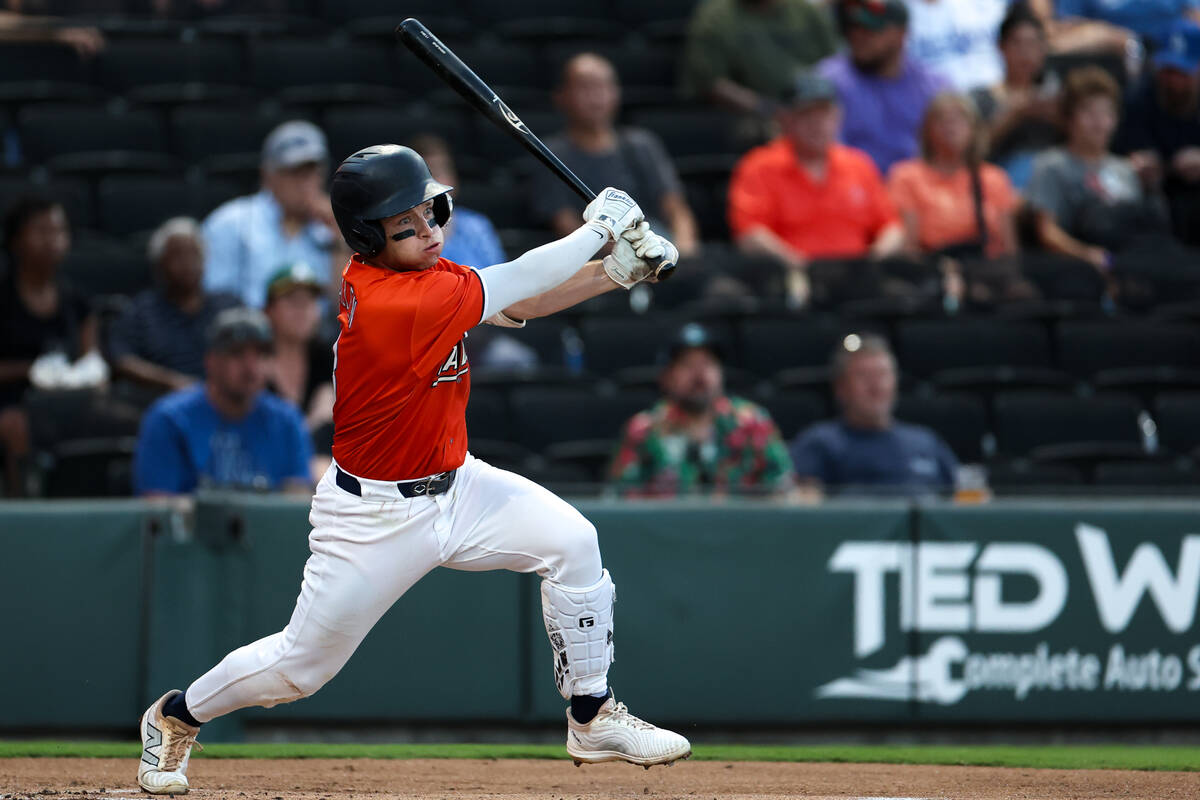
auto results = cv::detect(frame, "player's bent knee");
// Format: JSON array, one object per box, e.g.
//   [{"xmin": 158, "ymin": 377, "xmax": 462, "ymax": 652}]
[{"xmin": 553, "ymin": 517, "xmax": 601, "ymax": 585}]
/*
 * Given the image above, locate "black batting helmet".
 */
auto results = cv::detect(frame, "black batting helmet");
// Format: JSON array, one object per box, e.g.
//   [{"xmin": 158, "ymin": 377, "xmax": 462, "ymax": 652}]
[{"xmin": 330, "ymin": 145, "xmax": 453, "ymax": 258}]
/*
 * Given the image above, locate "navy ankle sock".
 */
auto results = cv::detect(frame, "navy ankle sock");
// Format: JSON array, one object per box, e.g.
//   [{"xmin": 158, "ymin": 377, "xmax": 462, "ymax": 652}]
[
  {"xmin": 570, "ymin": 690, "xmax": 611, "ymax": 724},
  {"xmin": 163, "ymin": 692, "xmax": 202, "ymax": 728}
]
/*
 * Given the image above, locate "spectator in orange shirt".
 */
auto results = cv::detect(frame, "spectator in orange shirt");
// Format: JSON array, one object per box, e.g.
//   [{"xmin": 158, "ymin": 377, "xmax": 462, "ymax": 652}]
[
  {"xmin": 728, "ymin": 71, "xmax": 906, "ymax": 307},
  {"xmin": 888, "ymin": 91, "xmax": 1039, "ymax": 306}
]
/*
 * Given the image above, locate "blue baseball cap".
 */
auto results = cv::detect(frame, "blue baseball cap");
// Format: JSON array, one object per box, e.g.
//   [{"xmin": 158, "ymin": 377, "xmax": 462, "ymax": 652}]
[{"xmin": 1153, "ymin": 19, "xmax": 1200, "ymax": 74}]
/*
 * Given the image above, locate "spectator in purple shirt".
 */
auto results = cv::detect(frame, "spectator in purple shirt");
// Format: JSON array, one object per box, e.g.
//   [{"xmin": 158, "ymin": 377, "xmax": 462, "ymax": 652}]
[{"xmin": 818, "ymin": 0, "xmax": 950, "ymax": 173}]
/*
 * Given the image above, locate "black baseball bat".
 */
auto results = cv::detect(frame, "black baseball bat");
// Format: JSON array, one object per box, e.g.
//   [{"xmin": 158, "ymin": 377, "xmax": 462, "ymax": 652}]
[{"xmin": 396, "ymin": 17, "xmax": 676, "ymax": 281}]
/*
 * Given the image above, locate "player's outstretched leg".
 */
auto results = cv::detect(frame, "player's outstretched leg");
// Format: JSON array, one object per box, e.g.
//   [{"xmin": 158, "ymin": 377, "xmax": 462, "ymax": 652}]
[
  {"xmin": 138, "ymin": 690, "xmax": 200, "ymax": 795},
  {"xmin": 541, "ymin": 572, "xmax": 691, "ymax": 768}
]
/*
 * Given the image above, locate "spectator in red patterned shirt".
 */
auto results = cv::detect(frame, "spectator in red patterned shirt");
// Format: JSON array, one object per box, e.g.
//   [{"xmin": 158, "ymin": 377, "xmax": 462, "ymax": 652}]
[{"xmin": 608, "ymin": 324, "xmax": 794, "ymax": 498}]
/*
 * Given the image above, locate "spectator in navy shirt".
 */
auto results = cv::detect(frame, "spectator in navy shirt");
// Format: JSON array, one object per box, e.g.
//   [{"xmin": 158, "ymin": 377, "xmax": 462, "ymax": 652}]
[
  {"xmin": 107, "ymin": 217, "xmax": 241, "ymax": 395},
  {"xmin": 133, "ymin": 308, "xmax": 312, "ymax": 496},
  {"xmin": 790, "ymin": 334, "xmax": 958, "ymax": 495}
]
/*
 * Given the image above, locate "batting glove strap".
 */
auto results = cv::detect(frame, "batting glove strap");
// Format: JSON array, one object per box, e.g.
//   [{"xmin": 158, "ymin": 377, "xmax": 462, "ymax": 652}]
[
  {"xmin": 603, "ymin": 222, "xmax": 680, "ymax": 288},
  {"xmin": 541, "ymin": 569, "xmax": 615, "ymax": 700},
  {"xmin": 583, "ymin": 187, "xmax": 643, "ymax": 242}
]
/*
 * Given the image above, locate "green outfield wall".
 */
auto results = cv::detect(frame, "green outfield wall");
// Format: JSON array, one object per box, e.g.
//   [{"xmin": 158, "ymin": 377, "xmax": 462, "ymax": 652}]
[{"xmin": 2, "ymin": 497, "xmax": 1198, "ymax": 738}]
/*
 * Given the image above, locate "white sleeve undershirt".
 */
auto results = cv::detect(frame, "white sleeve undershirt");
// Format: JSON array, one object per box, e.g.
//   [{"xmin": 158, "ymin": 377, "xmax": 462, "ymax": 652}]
[{"xmin": 474, "ymin": 222, "xmax": 608, "ymax": 322}]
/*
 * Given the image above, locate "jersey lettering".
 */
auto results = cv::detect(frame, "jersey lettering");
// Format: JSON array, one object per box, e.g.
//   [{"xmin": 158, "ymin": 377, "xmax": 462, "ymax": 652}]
[{"xmin": 432, "ymin": 337, "xmax": 469, "ymax": 386}]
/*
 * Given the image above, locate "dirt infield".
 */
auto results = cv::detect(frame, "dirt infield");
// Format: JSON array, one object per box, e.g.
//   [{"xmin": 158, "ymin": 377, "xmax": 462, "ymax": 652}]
[{"xmin": 2, "ymin": 758, "xmax": 1199, "ymax": 800}]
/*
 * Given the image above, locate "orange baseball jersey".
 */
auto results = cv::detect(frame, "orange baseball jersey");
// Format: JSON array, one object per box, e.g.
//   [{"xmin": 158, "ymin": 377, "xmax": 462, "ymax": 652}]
[{"xmin": 331, "ymin": 255, "xmax": 484, "ymax": 481}]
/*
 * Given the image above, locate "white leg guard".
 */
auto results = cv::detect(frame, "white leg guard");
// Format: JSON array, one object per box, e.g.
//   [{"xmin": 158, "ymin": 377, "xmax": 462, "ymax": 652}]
[{"xmin": 541, "ymin": 569, "xmax": 615, "ymax": 699}]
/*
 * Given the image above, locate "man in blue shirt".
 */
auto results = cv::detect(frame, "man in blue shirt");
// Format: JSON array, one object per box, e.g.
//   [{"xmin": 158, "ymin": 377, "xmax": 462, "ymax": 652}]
[
  {"xmin": 133, "ymin": 308, "xmax": 313, "ymax": 495},
  {"xmin": 790, "ymin": 334, "xmax": 958, "ymax": 495},
  {"xmin": 1054, "ymin": 0, "xmax": 1200, "ymax": 42},
  {"xmin": 203, "ymin": 120, "xmax": 341, "ymax": 308}
]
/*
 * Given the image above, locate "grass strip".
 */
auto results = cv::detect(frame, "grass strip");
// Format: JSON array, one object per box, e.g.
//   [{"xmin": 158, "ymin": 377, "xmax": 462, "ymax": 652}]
[{"xmin": 0, "ymin": 742, "xmax": 1197, "ymax": 771}]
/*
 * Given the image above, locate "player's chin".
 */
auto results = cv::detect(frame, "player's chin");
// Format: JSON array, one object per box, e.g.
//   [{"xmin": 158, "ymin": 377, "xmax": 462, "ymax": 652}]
[{"xmin": 420, "ymin": 243, "xmax": 443, "ymax": 267}]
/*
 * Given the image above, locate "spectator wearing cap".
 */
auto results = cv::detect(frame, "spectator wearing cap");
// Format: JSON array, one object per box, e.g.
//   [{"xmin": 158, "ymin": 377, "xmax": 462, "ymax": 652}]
[
  {"xmin": 132, "ymin": 308, "xmax": 312, "ymax": 496},
  {"xmin": 819, "ymin": 0, "xmax": 951, "ymax": 174},
  {"xmin": 107, "ymin": 217, "xmax": 242, "ymax": 396},
  {"xmin": 728, "ymin": 71, "xmax": 906, "ymax": 307},
  {"xmin": 1116, "ymin": 18, "xmax": 1200, "ymax": 245},
  {"xmin": 609, "ymin": 324, "xmax": 794, "ymax": 498},
  {"xmin": 263, "ymin": 262, "xmax": 335, "ymax": 474},
  {"xmin": 790, "ymin": 334, "xmax": 959, "ymax": 496},
  {"xmin": 0, "ymin": 193, "xmax": 94, "ymax": 496},
  {"xmin": 534, "ymin": 53, "xmax": 700, "ymax": 256},
  {"xmin": 971, "ymin": 7, "xmax": 1064, "ymax": 191},
  {"xmin": 202, "ymin": 120, "xmax": 341, "ymax": 309},
  {"xmin": 408, "ymin": 133, "xmax": 506, "ymax": 268},
  {"xmin": 902, "ymin": 0, "xmax": 1011, "ymax": 91},
  {"xmin": 681, "ymin": 0, "xmax": 838, "ymax": 114}
]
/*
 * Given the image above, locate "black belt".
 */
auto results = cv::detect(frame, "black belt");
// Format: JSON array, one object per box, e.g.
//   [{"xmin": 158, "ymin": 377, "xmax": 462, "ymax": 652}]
[{"xmin": 336, "ymin": 467, "xmax": 457, "ymax": 498}]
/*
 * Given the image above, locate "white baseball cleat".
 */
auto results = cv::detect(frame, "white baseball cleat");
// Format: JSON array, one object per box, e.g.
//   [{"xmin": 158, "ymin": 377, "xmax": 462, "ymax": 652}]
[
  {"xmin": 566, "ymin": 696, "xmax": 691, "ymax": 768},
  {"xmin": 138, "ymin": 690, "xmax": 201, "ymax": 795}
]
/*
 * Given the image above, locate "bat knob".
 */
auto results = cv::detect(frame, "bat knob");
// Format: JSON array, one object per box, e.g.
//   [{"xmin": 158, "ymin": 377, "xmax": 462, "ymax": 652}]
[{"xmin": 654, "ymin": 257, "xmax": 676, "ymax": 282}]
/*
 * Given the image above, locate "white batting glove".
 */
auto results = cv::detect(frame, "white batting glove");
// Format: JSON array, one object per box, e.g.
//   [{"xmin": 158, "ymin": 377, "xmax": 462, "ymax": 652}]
[
  {"xmin": 583, "ymin": 187, "xmax": 643, "ymax": 242},
  {"xmin": 602, "ymin": 221, "xmax": 680, "ymax": 288}
]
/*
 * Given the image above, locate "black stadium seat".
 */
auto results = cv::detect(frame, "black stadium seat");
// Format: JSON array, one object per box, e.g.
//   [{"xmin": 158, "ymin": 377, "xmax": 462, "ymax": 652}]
[
  {"xmin": 992, "ymin": 392, "xmax": 1143, "ymax": 458},
  {"xmin": 629, "ymin": 109, "xmax": 746, "ymax": 158},
  {"xmin": 170, "ymin": 107, "xmax": 295, "ymax": 163},
  {"xmin": 1056, "ymin": 322, "xmax": 1200, "ymax": 378},
  {"xmin": 0, "ymin": 176, "xmax": 95, "ymax": 231},
  {"xmin": 895, "ymin": 319, "xmax": 1053, "ymax": 378},
  {"xmin": 737, "ymin": 315, "xmax": 881, "ymax": 378},
  {"xmin": 96, "ymin": 40, "xmax": 244, "ymax": 91},
  {"xmin": 579, "ymin": 316, "xmax": 675, "ymax": 375},
  {"xmin": 96, "ymin": 176, "xmax": 202, "ymax": 237},
  {"xmin": 0, "ymin": 43, "xmax": 91, "ymax": 84},
  {"xmin": 1154, "ymin": 392, "xmax": 1200, "ymax": 455},
  {"xmin": 18, "ymin": 105, "xmax": 168, "ymax": 164},
  {"xmin": 1093, "ymin": 460, "xmax": 1198, "ymax": 492},
  {"xmin": 509, "ymin": 386, "xmax": 657, "ymax": 450},
  {"xmin": 758, "ymin": 391, "xmax": 827, "ymax": 441},
  {"xmin": 323, "ymin": 108, "xmax": 473, "ymax": 166},
  {"xmin": 894, "ymin": 394, "xmax": 989, "ymax": 463},
  {"xmin": 249, "ymin": 40, "xmax": 395, "ymax": 92},
  {"xmin": 60, "ymin": 243, "xmax": 150, "ymax": 298}
]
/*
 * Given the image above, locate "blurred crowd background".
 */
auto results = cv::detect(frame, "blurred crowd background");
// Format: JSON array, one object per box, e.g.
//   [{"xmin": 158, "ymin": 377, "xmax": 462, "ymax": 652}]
[{"xmin": 2, "ymin": 0, "xmax": 1200, "ymax": 501}]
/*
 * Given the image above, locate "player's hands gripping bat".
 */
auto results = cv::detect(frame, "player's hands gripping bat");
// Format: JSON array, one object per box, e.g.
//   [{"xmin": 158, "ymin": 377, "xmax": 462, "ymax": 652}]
[
  {"xmin": 396, "ymin": 17, "xmax": 676, "ymax": 281},
  {"xmin": 603, "ymin": 221, "xmax": 681, "ymax": 288},
  {"xmin": 582, "ymin": 186, "xmax": 643, "ymax": 243}
]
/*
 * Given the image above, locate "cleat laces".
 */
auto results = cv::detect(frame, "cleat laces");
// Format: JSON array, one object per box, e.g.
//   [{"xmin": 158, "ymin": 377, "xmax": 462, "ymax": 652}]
[
  {"xmin": 161, "ymin": 725, "xmax": 201, "ymax": 772},
  {"xmin": 607, "ymin": 702, "xmax": 655, "ymax": 730}
]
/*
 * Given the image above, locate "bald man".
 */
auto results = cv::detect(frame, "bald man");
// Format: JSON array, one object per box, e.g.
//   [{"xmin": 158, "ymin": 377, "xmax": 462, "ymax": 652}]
[{"xmin": 531, "ymin": 53, "xmax": 700, "ymax": 256}]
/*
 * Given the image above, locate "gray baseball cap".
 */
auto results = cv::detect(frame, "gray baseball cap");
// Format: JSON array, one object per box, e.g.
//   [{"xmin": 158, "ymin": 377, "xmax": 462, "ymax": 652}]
[
  {"xmin": 206, "ymin": 307, "xmax": 274, "ymax": 353},
  {"xmin": 783, "ymin": 71, "xmax": 838, "ymax": 108},
  {"xmin": 261, "ymin": 120, "xmax": 328, "ymax": 171}
]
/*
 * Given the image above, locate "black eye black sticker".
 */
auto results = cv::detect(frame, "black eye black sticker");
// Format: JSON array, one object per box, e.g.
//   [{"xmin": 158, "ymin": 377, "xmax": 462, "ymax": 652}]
[{"xmin": 391, "ymin": 229, "xmax": 416, "ymax": 241}]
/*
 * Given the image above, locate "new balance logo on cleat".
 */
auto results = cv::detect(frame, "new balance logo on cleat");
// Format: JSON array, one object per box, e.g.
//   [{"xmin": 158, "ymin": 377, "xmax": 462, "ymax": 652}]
[{"xmin": 142, "ymin": 723, "xmax": 161, "ymax": 766}]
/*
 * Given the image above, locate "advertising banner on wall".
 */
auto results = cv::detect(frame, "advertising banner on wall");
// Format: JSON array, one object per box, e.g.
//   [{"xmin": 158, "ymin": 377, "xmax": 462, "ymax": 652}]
[{"xmin": 812, "ymin": 503, "xmax": 1200, "ymax": 721}]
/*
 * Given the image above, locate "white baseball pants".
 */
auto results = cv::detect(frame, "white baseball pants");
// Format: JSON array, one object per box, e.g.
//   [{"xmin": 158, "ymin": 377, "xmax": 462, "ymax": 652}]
[{"xmin": 184, "ymin": 454, "xmax": 608, "ymax": 722}]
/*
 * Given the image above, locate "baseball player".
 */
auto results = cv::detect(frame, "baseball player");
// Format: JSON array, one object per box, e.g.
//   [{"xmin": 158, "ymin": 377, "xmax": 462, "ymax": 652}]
[{"xmin": 137, "ymin": 145, "xmax": 688, "ymax": 795}]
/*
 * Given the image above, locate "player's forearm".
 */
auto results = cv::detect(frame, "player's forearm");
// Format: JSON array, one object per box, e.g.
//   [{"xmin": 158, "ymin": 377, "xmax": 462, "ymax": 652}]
[
  {"xmin": 115, "ymin": 355, "xmax": 196, "ymax": 393},
  {"xmin": 502, "ymin": 260, "xmax": 617, "ymax": 320},
  {"xmin": 478, "ymin": 224, "xmax": 607, "ymax": 319},
  {"xmin": 0, "ymin": 360, "xmax": 33, "ymax": 384}
]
